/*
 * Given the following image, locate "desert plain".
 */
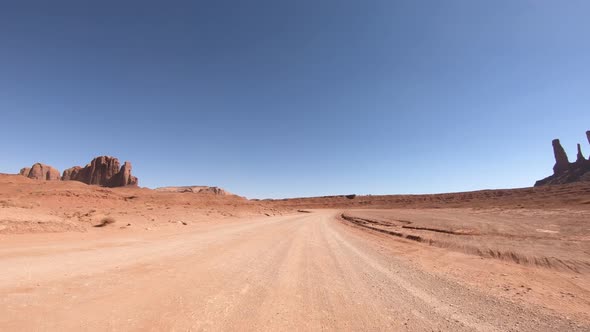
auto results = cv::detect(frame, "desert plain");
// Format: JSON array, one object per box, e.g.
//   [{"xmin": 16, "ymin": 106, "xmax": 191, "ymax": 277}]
[{"xmin": 1, "ymin": 174, "xmax": 590, "ymax": 331}]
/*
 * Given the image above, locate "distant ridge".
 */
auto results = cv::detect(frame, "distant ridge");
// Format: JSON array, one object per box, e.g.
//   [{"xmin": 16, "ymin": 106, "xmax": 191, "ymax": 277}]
[{"xmin": 155, "ymin": 186, "xmax": 234, "ymax": 196}]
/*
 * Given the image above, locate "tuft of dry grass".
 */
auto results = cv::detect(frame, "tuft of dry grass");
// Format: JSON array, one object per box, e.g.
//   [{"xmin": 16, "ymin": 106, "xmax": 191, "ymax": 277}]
[{"xmin": 94, "ymin": 217, "xmax": 116, "ymax": 228}]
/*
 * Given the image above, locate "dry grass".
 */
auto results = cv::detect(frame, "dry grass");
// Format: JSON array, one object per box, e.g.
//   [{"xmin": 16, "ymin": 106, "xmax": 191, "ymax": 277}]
[{"xmin": 94, "ymin": 217, "xmax": 116, "ymax": 228}]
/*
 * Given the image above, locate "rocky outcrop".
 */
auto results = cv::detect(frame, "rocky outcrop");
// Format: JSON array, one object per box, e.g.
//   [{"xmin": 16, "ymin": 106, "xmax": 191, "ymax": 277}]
[
  {"xmin": 61, "ymin": 166, "xmax": 82, "ymax": 181},
  {"xmin": 198, "ymin": 186, "xmax": 229, "ymax": 195},
  {"xmin": 19, "ymin": 163, "xmax": 61, "ymax": 181},
  {"xmin": 155, "ymin": 186, "xmax": 233, "ymax": 195},
  {"xmin": 535, "ymin": 131, "xmax": 590, "ymax": 186},
  {"xmin": 62, "ymin": 156, "xmax": 138, "ymax": 187},
  {"xmin": 18, "ymin": 156, "xmax": 138, "ymax": 187},
  {"xmin": 577, "ymin": 144, "xmax": 587, "ymax": 163},
  {"xmin": 114, "ymin": 161, "xmax": 137, "ymax": 187},
  {"xmin": 552, "ymin": 139, "xmax": 570, "ymax": 174}
]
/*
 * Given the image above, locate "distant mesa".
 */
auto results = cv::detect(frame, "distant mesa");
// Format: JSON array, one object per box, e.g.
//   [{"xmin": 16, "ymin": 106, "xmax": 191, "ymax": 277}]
[
  {"xmin": 18, "ymin": 156, "xmax": 138, "ymax": 187},
  {"xmin": 535, "ymin": 130, "xmax": 590, "ymax": 186},
  {"xmin": 155, "ymin": 186, "xmax": 232, "ymax": 196}
]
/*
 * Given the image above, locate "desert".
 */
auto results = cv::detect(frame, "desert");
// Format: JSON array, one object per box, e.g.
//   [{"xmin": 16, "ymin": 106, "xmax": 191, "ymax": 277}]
[
  {"xmin": 1, "ymin": 140, "xmax": 590, "ymax": 330},
  {"xmin": 2, "ymin": 2, "xmax": 590, "ymax": 331}
]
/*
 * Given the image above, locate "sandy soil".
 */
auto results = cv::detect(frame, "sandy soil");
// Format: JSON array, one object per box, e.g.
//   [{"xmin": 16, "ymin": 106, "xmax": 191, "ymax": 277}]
[
  {"xmin": 342, "ymin": 208, "xmax": 590, "ymax": 272},
  {"xmin": 0, "ymin": 174, "xmax": 284, "ymax": 234},
  {"xmin": 1, "ymin": 174, "xmax": 590, "ymax": 331},
  {"xmin": 1, "ymin": 211, "xmax": 587, "ymax": 331}
]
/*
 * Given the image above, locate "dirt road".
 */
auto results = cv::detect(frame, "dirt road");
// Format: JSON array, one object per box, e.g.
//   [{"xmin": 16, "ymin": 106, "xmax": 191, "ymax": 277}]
[{"xmin": 0, "ymin": 211, "xmax": 586, "ymax": 331}]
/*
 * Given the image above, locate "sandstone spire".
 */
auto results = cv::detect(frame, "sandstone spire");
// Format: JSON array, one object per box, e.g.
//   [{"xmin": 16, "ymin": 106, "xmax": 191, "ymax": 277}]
[
  {"xmin": 552, "ymin": 139, "xmax": 569, "ymax": 174},
  {"xmin": 576, "ymin": 144, "xmax": 587, "ymax": 163},
  {"xmin": 536, "ymin": 131, "xmax": 590, "ymax": 186}
]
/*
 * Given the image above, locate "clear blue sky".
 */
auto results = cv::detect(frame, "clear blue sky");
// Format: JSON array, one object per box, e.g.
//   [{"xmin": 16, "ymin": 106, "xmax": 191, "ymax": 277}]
[{"xmin": 1, "ymin": 1, "xmax": 589, "ymax": 198}]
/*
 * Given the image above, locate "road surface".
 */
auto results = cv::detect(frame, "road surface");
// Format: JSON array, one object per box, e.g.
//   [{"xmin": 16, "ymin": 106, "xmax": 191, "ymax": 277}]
[{"xmin": 0, "ymin": 211, "xmax": 584, "ymax": 331}]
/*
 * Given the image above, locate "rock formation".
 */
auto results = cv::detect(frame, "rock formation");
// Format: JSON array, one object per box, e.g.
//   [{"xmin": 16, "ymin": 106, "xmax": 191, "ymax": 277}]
[
  {"xmin": 114, "ymin": 161, "xmax": 137, "ymax": 187},
  {"xmin": 61, "ymin": 166, "xmax": 82, "ymax": 181},
  {"xmin": 62, "ymin": 156, "xmax": 138, "ymax": 187},
  {"xmin": 198, "ymin": 186, "xmax": 229, "ymax": 195},
  {"xmin": 19, "ymin": 156, "xmax": 138, "ymax": 187},
  {"xmin": 576, "ymin": 144, "xmax": 586, "ymax": 163},
  {"xmin": 155, "ymin": 186, "xmax": 232, "ymax": 195},
  {"xmin": 535, "ymin": 131, "xmax": 590, "ymax": 186},
  {"xmin": 551, "ymin": 139, "xmax": 570, "ymax": 174},
  {"xmin": 19, "ymin": 163, "xmax": 61, "ymax": 181}
]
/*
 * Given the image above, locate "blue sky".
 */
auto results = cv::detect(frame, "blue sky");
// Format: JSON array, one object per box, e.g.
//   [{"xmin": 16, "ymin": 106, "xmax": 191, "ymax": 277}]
[{"xmin": 1, "ymin": 1, "xmax": 589, "ymax": 198}]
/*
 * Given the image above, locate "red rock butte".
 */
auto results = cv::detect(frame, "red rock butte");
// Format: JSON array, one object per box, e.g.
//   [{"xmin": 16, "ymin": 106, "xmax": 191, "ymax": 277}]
[
  {"xmin": 19, "ymin": 163, "xmax": 61, "ymax": 181},
  {"xmin": 535, "ymin": 130, "xmax": 590, "ymax": 186},
  {"xmin": 18, "ymin": 156, "xmax": 138, "ymax": 187}
]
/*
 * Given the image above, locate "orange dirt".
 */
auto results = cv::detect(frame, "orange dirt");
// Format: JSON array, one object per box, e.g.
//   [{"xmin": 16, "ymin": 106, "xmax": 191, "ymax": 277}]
[{"xmin": 1, "ymin": 173, "xmax": 589, "ymax": 331}]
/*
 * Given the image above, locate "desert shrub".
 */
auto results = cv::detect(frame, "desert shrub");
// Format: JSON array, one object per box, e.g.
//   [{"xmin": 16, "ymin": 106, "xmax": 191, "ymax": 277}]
[{"xmin": 94, "ymin": 217, "xmax": 116, "ymax": 227}]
